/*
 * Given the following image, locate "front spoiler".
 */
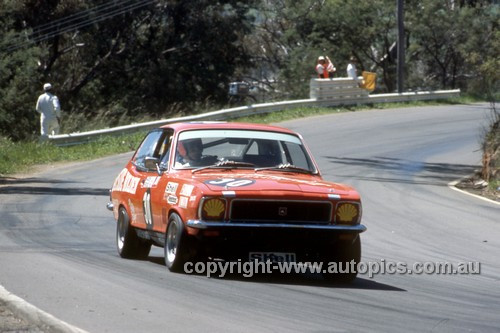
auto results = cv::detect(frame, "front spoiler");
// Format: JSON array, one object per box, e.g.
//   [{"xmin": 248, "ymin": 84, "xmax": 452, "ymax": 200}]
[{"xmin": 186, "ymin": 220, "xmax": 366, "ymax": 233}]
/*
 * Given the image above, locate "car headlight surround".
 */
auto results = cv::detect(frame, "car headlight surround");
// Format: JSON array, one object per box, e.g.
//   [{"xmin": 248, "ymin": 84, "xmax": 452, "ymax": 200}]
[
  {"xmin": 200, "ymin": 197, "xmax": 227, "ymax": 221},
  {"xmin": 335, "ymin": 202, "xmax": 361, "ymax": 225}
]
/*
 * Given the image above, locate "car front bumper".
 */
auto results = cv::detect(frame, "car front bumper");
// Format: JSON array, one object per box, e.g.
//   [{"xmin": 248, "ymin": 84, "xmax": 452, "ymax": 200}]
[{"xmin": 186, "ymin": 220, "xmax": 366, "ymax": 233}]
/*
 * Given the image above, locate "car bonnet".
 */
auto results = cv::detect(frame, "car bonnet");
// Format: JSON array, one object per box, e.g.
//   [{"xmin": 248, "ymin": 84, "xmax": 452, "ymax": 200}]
[{"xmin": 192, "ymin": 172, "xmax": 356, "ymax": 197}]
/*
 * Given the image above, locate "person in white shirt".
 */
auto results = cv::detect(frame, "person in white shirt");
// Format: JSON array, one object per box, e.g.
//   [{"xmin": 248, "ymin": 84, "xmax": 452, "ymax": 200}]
[
  {"xmin": 36, "ymin": 83, "xmax": 61, "ymax": 138},
  {"xmin": 346, "ymin": 56, "xmax": 361, "ymax": 86}
]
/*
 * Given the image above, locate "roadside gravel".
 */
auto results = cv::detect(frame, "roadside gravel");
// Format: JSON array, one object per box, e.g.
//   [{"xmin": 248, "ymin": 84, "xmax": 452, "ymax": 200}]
[{"xmin": 0, "ymin": 299, "xmax": 49, "ymax": 333}]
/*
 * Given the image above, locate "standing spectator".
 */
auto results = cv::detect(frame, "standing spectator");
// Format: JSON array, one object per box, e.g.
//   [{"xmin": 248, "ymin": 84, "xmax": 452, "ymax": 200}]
[
  {"xmin": 316, "ymin": 56, "xmax": 336, "ymax": 79},
  {"xmin": 346, "ymin": 56, "xmax": 361, "ymax": 86},
  {"xmin": 315, "ymin": 56, "xmax": 329, "ymax": 78},
  {"xmin": 36, "ymin": 83, "xmax": 61, "ymax": 139}
]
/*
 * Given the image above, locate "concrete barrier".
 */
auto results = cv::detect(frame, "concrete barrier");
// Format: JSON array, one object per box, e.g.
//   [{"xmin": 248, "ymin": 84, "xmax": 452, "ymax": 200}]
[{"xmin": 310, "ymin": 78, "xmax": 369, "ymax": 101}]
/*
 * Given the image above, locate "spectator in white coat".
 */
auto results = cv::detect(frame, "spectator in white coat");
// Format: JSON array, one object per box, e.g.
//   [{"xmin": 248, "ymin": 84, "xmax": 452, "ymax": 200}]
[{"xmin": 36, "ymin": 83, "xmax": 61, "ymax": 139}]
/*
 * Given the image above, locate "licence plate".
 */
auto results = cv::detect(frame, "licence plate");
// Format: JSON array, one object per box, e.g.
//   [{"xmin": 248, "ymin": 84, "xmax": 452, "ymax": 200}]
[{"xmin": 249, "ymin": 252, "xmax": 296, "ymax": 263}]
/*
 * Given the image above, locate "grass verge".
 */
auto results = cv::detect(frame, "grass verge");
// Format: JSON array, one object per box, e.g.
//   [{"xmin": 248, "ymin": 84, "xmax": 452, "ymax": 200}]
[{"xmin": 0, "ymin": 132, "xmax": 145, "ymax": 176}]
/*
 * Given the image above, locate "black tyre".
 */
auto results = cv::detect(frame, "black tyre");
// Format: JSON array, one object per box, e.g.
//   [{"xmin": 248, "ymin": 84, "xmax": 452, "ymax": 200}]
[
  {"xmin": 322, "ymin": 235, "xmax": 361, "ymax": 283},
  {"xmin": 164, "ymin": 213, "xmax": 190, "ymax": 272},
  {"xmin": 116, "ymin": 207, "xmax": 151, "ymax": 259}
]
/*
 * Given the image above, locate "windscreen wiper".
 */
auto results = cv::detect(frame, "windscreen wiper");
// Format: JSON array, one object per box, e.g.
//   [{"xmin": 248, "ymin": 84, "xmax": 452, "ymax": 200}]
[
  {"xmin": 192, "ymin": 160, "xmax": 255, "ymax": 173},
  {"xmin": 254, "ymin": 163, "xmax": 313, "ymax": 174}
]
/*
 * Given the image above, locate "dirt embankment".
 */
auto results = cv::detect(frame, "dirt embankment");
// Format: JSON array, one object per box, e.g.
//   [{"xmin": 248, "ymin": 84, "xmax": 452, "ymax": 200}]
[{"xmin": 458, "ymin": 105, "xmax": 499, "ymax": 202}]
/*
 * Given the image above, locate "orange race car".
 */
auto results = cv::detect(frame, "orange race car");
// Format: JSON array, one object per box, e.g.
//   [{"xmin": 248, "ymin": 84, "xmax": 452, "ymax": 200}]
[{"xmin": 107, "ymin": 122, "xmax": 366, "ymax": 282}]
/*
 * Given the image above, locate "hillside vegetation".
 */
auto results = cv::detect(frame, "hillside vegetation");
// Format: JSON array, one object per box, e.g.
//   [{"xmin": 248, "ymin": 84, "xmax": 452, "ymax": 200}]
[{"xmin": 0, "ymin": 1, "xmax": 498, "ymax": 141}]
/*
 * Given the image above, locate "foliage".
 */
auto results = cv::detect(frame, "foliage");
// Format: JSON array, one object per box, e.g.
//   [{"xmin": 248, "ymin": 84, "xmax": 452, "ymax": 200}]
[
  {"xmin": 406, "ymin": 0, "xmax": 499, "ymax": 95},
  {"xmin": 0, "ymin": 0, "xmax": 258, "ymax": 141},
  {"xmin": 249, "ymin": 0, "xmax": 498, "ymax": 98},
  {"xmin": 0, "ymin": 0, "xmax": 498, "ymax": 143}
]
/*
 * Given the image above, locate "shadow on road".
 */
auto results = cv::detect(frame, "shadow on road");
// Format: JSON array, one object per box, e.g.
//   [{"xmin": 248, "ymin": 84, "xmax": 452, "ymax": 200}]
[
  {"xmin": 0, "ymin": 177, "xmax": 109, "ymax": 196},
  {"xmin": 0, "ymin": 176, "xmax": 72, "ymax": 185},
  {"xmin": 211, "ymin": 271, "xmax": 405, "ymax": 291},
  {"xmin": 325, "ymin": 156, "xmax": 478, "ymax": 185}
]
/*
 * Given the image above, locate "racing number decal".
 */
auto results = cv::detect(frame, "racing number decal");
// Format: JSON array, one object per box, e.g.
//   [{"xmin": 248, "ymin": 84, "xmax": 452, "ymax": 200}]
[
  {"xmin": 205, "ymin": 178, "xmax": 255, "ymax": 187},
  {"xmin": 143, "ymin": 189, "xmax": 153, "ymax": 227}
]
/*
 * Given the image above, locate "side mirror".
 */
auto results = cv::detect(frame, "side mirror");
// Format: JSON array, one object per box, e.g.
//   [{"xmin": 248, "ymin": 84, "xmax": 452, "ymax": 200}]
[{"xmin": 144, "ymin": 156, "xmax": 161, "ymax": 174}]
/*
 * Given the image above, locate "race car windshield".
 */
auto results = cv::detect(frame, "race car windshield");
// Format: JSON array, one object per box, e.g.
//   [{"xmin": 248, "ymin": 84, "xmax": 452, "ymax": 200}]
[{"xmin": 173, "ymin": 129, "xmax": 317, "ymax": 173}]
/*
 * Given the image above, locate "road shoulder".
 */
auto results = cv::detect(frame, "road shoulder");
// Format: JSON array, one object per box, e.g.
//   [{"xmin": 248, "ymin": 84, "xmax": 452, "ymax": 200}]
[
  {"xmin": 449, "ymin": 172, "xmax": 500, "ymax": 205},
  {"xmin": 0, "ymin": 285, "xmax": 87, "ymax": 332}
]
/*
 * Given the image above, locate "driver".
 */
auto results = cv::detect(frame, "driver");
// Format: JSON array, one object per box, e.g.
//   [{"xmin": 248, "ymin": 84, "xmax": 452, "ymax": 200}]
[{"xmin": 176, "ymin": 138, "xmax": 204, "ymax": 166}]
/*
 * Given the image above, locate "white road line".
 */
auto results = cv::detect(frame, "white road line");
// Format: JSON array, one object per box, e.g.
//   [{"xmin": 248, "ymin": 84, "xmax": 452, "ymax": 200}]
[{"xmin": 448, "ymin": 178, "xmax": 500, "ymax": 206}]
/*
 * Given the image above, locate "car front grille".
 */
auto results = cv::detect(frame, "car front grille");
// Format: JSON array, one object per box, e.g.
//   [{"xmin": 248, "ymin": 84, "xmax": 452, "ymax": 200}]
[{"xmin": 229, "ymin": 199, "xmax": 332, "ymax": 224}]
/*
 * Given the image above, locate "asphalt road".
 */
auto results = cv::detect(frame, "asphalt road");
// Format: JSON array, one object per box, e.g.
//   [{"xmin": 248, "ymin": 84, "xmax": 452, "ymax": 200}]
[{"xmin": 1, "ymin": 103, "xmax": 499, "ymax": 332}]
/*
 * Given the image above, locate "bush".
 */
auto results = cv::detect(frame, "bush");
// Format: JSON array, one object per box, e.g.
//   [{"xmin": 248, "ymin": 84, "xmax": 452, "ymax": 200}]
[{"xmin": 482, "ymin": 104, "xmax": 499, "ymax": 186}]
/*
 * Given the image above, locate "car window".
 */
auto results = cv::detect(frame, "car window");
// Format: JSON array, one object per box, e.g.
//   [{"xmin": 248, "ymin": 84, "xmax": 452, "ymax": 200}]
[
  {"xmin": 282, "ymin": 141, "xmax": 312, "ymax": 170},
  {"xmin": 203, "ymin": 139, "xmax": 249, "ymax": 158},
  {"xmin": 174, "ymin": 129, "xmax": 316, "ymax": 172},
  {"xmin": 133, "ymin": 130, "xmax": 166, "ymax": 170}
]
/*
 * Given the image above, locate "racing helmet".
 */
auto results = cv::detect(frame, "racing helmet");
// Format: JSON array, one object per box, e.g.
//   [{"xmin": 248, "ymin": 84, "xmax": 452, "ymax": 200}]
[{"xmin": 178, "ymin": 138, "xmax": 203, "ymax": 158}]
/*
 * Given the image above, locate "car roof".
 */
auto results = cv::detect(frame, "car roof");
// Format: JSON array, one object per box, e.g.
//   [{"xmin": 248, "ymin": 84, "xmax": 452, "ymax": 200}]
[{"xmin": 160, "ymin": 121, "xmax": 298, "ymax": 135}]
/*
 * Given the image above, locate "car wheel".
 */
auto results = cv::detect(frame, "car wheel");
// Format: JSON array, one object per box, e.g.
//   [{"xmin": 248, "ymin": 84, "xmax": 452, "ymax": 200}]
[
  {"xmin": 164, "ymin": 213, "xmax": 190, "ymax": 272},
  {"xmin": 322, "ymin": 235, "xmax": 361, "ymax": 283},
  {"xmin": 116, "ymin": 207, "xmax": 151, "ymax": 259}
]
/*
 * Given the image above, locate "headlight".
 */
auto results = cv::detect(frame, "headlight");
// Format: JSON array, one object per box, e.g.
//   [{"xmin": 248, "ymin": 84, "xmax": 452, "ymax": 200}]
[
  {"xmin": 335, "ymin": 202, "xmax": 360, "ymax": 225},
  {"xmin": 201, "ymin": 198, "xmax": 226, "ymax": 221}
]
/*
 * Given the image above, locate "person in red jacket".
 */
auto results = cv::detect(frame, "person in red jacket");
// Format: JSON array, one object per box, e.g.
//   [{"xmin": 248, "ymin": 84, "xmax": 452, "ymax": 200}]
[{"xmin": 315, "ymin": 56, "xmax": 336, "ymax": 78}]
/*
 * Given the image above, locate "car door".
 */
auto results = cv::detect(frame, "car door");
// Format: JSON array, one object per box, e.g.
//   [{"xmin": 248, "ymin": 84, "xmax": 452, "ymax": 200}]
[
  {"xmin": 149, "ymin": 129, "xmax": 175, "ymax": 233},
  {"xmin": 129, "ymin": 129, "xmax": 169, "ymax": 230}
]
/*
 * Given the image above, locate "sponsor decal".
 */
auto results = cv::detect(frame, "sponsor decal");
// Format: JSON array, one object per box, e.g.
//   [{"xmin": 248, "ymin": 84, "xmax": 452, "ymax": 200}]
[
  {"xmin": 167, "ymin": 195, "xmax": 178, "ymax": 205},
  {"xmin": 143, "ymin": 176, "xmax": 160, "ymax": 188},
  {"xmin": 143, "ymin": 189, "xmax": 153, "ymax": 226},
  {"xmin": 222, "ymin": 190, "xmax": 236, "ymax": 197},
  {"xmin": 112, "ymin": 169, "xmax": 140, "ymax": 194},
  {"xmin": 180, "ymin": 184, "xmax": 195, "ymax": 196},
  {"xmin": 179, "ymin": 196, "xmax": 189, "ymax": 209},
  {"xmin": 112, "ymin": 168, "xmax": 128, "ymax": 191},
  {"xmin": 189, "ymin": 195, "xmax": 197, "ymax": 202},
  {"xmin": 205, "ymin": 178, "xmax": 255, "ymax": 188},
  {"xmin": 165, "ymin": 182, "xmax": 179, "ymax": 194}
]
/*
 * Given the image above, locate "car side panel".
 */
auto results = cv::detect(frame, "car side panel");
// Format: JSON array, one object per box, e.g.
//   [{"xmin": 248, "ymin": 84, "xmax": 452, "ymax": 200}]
[{"xmin": 150, "ymin": 174, "xmax": 173, "ymax": 233}]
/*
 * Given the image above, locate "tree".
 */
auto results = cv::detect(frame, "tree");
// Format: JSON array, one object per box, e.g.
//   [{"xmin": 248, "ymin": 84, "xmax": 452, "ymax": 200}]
[
  {"xmin": 247, "ymin": 0, "xmax": 401, "ymax": 98},
  {"xmin": 0, "ymin": 0, "xmax": 258, "ymax": 140},
  {"xmin": 0, "ymin": 1, "xmax": 44, "ymax": 141},
  {"xmin": 405, "ymin": 0, "xmax": 498, "ymax": 93}
]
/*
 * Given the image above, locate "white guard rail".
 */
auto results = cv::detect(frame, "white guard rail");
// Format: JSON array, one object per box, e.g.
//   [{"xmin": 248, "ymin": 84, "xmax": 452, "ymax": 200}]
[{"xmin": 49, "ymin": 85, "xmax": 460, "ymax": 146}]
